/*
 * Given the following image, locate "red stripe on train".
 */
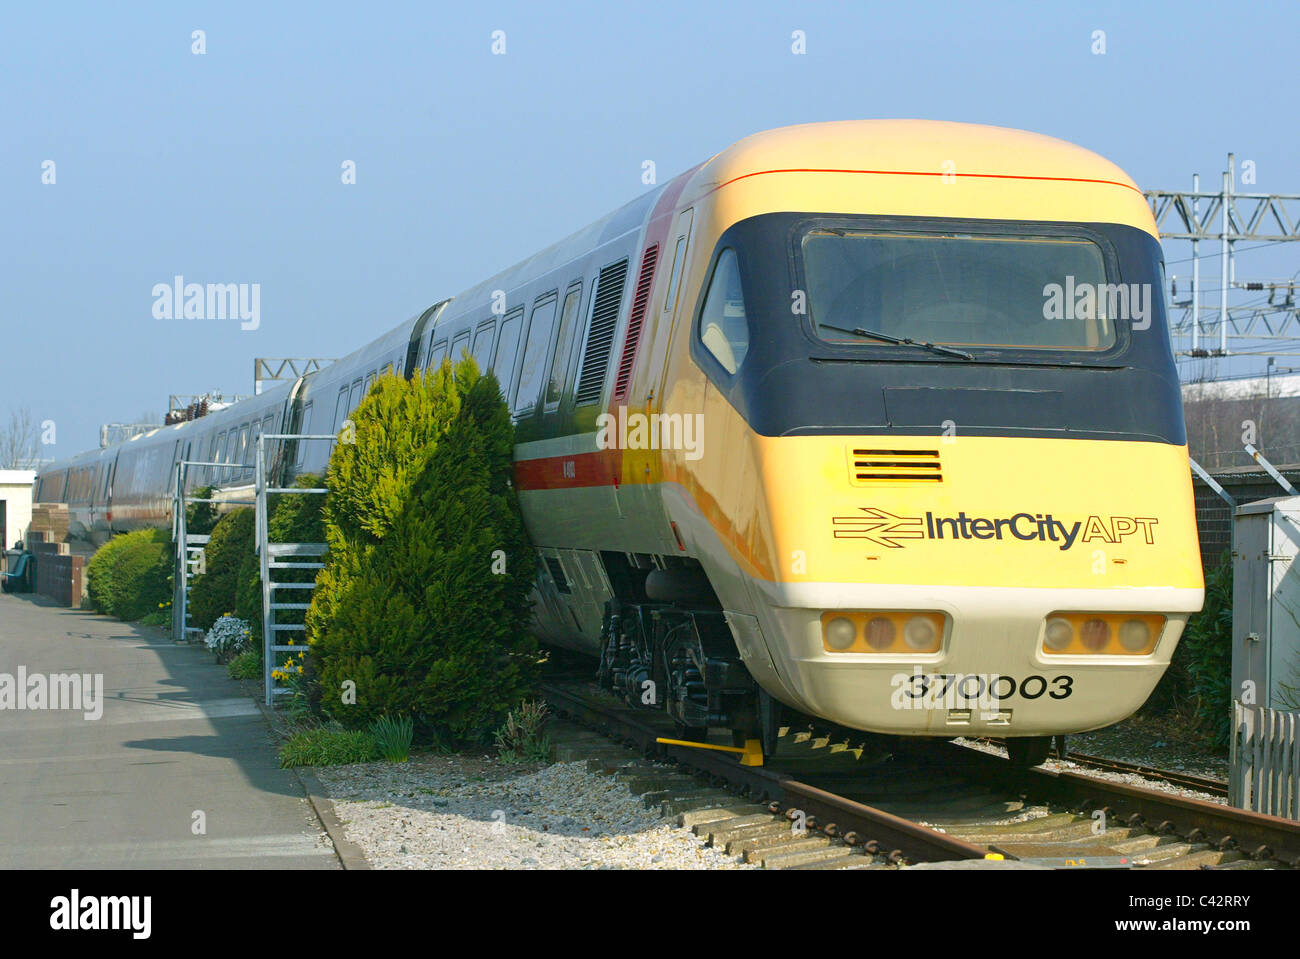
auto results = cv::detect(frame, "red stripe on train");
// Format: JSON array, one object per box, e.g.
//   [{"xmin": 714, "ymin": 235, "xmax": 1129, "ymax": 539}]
[{"xmin": 514, "ymin": 449, "xmax": 623, "ymax": 491}]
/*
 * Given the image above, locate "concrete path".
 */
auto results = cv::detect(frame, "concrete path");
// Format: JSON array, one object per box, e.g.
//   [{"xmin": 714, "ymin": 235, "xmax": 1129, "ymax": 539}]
[{"xmin": 0, "ymin": 593, "xmax": 338, "ymax": 869}]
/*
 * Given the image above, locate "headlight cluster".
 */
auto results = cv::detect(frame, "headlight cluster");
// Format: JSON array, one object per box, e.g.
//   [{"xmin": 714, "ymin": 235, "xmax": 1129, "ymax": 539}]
[
  {"xmin": 820, "ymin": 611, "xmax": 945, "ymax": 654},
  {"xmin": 1041, "ymin": 612, "xmax": 1165, "ymax": 655}
]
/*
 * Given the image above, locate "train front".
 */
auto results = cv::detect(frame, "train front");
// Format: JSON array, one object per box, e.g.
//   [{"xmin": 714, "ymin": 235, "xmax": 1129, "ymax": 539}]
[{"xmin": 671, "ymin": 124, "xmax": 1205, "ymax": 748}]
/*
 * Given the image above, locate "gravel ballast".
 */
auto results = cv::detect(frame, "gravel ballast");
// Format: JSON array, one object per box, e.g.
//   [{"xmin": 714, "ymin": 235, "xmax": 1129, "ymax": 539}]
[{"xmin": 314, "ymin": 756, "xmax": 756, "ymax": 869}]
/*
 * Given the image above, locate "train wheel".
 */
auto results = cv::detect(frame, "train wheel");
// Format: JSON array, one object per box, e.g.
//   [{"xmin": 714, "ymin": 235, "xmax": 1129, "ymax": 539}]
[{"xmin": 1005, "ymin": 736, "xmax": 1052, "ymax": 768}]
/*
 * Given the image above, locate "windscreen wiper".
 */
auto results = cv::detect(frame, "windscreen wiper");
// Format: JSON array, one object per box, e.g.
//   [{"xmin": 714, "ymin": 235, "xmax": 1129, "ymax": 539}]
[{"xmin": 819, "ymin": 323, "xmax": 974, "ymax": 360}]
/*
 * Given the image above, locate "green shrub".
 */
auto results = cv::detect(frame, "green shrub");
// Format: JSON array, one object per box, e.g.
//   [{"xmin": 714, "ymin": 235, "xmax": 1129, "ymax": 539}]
[
  {"xmin": 279, "ymin": 726, "xmax": 377, "ymax": 767},
  {"xmin": 228, "ymin": 648, "xmax": 262, "ymax": 680},
  {"xmin": 1178, "ymin": 558, "xmax": 1233, "ymax": 746},
  {"xmin": 370, "ymin": 715, "xmax": 414, "ymax": 762},
  {"xmin": 494, "ymin": 700, "xmax": 552, "ymax": 763},
  {"xmin": 86, "ymin": 529, "xmax": 173, "ymax": 621},
  {"xmin": 187, "ymin": 508, "xmax": 254, "ymax": 632},
  {"xmin": 307, "ymin": 361, "xmax": 539, "ymax": 744},
  {"xmin": 185, "ymin": 486, "xmax": 220, "ymax": 536}
]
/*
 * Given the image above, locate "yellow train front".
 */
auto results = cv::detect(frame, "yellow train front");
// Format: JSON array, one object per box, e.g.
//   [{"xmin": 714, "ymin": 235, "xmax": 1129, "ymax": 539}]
[{"xmin": 638, "ymin": 121, "xmax": 1203, "ymax": 764}]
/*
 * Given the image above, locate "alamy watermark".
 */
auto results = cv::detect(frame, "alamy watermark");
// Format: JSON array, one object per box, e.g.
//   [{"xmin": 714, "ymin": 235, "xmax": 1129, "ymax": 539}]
[
  {"xmin": 1043, "ymin": 277, "xmax": 1151, "ymax": 331},
  {"xmin": 0, "ymin": 667, "xmax": 103, "ymax": 720},
  {"xmin": 595, "ymin": 405, "xmax": 703, "ymax": 461},
  {"xmin": 152, "ymin": 275, "xmax": 260, "ymax": 330}
]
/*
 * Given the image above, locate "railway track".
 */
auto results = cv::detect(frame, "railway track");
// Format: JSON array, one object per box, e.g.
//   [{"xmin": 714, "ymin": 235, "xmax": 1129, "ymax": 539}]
[
  {"xmin": 540, "ymin": 679, "xmax": 1300, "ymax": 870},
  {"xmin": 971, "ymin": 737, "xmax": 1229, "ymax": 798}
]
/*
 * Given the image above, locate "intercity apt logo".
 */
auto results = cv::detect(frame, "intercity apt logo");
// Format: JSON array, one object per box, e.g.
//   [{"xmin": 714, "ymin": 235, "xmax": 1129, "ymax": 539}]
[{"xmin": 832, "ymin": 507, "xmax": 1158, "ymax": 550}]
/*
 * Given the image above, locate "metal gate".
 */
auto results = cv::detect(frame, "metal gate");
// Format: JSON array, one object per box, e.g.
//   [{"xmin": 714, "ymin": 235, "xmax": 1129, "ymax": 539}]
[{"xmin": 1230, "ymin": 701, "xmax": 1300, "ymax": 819}]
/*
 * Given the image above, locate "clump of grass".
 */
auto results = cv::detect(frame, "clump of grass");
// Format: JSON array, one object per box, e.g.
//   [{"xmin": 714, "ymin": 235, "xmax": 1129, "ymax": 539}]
[
  {"xmin": 493, "ymin": 700, "xmax": 552, "ymax": 763},
  {"xmin": 279, "ymin": 727, "xmax": 377, "ymax": 767},
  {"xmin": 370, "ymin": 714, "xmax": 414, "ymax": 763},
  {"xmin": 228, "ymin": 648, "xmax": 261, "ymax": 680}
]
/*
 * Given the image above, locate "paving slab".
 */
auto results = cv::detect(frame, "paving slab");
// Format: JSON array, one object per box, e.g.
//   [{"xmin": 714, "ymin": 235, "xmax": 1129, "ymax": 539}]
[{"xmin": 0, "ymin": 593, "xmax": 337, "ymax": 869}]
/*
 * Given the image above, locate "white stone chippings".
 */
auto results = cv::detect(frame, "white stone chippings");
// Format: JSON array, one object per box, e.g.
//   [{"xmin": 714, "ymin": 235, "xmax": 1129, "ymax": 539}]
[{"xmin": 314, "ymin": 759, "xmax": 757, "ymax": 869}]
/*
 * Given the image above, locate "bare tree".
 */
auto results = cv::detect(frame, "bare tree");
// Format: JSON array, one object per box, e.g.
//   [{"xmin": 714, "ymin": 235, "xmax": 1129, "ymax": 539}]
[{"xmin": 0, "ymin": 407, "xmax": 38, "ymax": 469}]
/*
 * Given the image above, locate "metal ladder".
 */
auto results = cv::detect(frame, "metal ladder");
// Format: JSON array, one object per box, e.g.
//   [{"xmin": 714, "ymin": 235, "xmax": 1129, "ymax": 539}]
[
  {"xmin": 171, "ymin": 460, "xmax": 254, "ymax": 644},
  {"xmin": 255, "ymin": 433, "xmax": 335, "ymax": 705}
]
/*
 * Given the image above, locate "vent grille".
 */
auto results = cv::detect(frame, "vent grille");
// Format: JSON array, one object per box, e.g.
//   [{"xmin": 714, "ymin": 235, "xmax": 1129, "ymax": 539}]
[
  {"xmin": 849, "ymin": 448, "xmax": 942, "ymax": 485},
  {"xmin": 574, "ymin": 259, "xmax": 629, "ymax": 406},
  {"xmin": 613, "ymin": 244, "xmax": 659, "ymax": 400},
  {"xmin": 544, "ymin": 555, "xmax": 571, "ymax": 594}
]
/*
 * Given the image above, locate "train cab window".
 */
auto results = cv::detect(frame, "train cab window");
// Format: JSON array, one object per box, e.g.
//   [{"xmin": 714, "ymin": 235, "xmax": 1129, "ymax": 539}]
[
  {"xmin": 491, "ymin": 309, "xmax": 522, "ymax": 400},
  {"xmin": 545, "ymin": 285, "xmax": 583, "ymax": 408},
  {"xmin": 515, "ymin": 295, "xmax": 558, "ymax": 413},
  {"xmin": 698, "ymin": 248, "xmax": 749, "ymax": 375},
  {"xmin": 428, "ymin": 338, "xmax": 448, "ymax": 371}
]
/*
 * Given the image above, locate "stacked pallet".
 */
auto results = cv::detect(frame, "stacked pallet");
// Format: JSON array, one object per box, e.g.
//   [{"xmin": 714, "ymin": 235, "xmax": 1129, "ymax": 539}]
[{"xmin": 29, "ymin": 503, "xmax": 70, "ymax": 544}]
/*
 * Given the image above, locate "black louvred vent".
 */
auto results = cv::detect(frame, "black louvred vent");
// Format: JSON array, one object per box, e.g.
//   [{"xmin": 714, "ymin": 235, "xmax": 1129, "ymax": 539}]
[
  {"xmin": 574, "ymin": 259, "xmax": 629, "ymax": 406},
  {"xmin": 850, "ymin": 449, "xmax": 943, "ymax": 484},
  {"xmin": 613, "ymin": 244, "xmax": 659, "ymax": 401}
]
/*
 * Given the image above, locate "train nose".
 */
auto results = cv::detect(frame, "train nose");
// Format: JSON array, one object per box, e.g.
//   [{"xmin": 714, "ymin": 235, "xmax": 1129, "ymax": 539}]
[{"xmin": 752, "ymin": 593, "xmax": 1188, "ymax": 738}]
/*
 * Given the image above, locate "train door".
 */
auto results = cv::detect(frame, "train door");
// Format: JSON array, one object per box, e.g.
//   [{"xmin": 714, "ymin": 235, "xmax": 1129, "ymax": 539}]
[{"xmin": 641, "ymin": 208, "xmax": 695, "ymax": 408}]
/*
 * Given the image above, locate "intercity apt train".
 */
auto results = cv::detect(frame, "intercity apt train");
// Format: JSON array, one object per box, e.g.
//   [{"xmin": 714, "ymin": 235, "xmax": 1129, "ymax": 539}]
[{"xmin": 35, "ymin": 120, "xmax": 1203, "ymax": 765}]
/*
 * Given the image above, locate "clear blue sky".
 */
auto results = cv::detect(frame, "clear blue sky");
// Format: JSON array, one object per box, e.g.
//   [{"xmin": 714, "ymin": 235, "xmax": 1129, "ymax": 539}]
[{"xmin": 4, "ymin": 0, "xmax": 1298, "ymax": 458}]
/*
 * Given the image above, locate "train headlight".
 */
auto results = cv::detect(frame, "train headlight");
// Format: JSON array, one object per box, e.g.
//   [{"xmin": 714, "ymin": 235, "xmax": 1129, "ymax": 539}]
[
  {"xmin": 821, "ymin": 611, "xmax": 946, "ymax": 653},
  {"xmin": 1119, "ymin": 618, "xmax": 1151, "ymax": 652},
  {"xmin": 1043, "ymin": 618, "xmax": 1073, "ymax": 651},
  {"xmin": 825, "ymin": 617, "xmax": 856, "ymax": 651},
  {"xmin": 903, "ymin": 616, "xmax": 936, "ymax": 651},
  {"xmin": 1042, "ymin": 612, "xmax": 1165, "ymax": 655},
  {"xmin": 1080, "ymin": 619, "xmax": 1111, "ymax": 651},
  {"xmin": 864, "ymin": 616, "xmax": 896, "ymax": 650}
]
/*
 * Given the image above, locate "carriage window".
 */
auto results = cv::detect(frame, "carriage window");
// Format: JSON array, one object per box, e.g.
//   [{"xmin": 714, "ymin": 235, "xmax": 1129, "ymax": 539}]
[
  {"xmin": 698, "ymin": 249, "xmax": 749, "ymax": 375},
  {"xmin": 348, "ymin": 379, "xmax": 363, "ymax": 413},
  {"xmin": 492, "ymin": 309, "xmax": 522, "ymax": 399},
  {"xmin": 802, "ymin": 229, "xmax": 1114, "ymax": 350},
  {"xmin": 236, "ymin": 425, "xmax": 250, "ymax": 471},
  {"xmin": 428, "ymin": 338, "xmax": 448, "ymax": 370},
  {"xmin": 546, "ymin": 285, "xmax": 583, "ymax": 407},
  {"xmin": 364, "ymin": 372, "xmax": 376, "ymax": 394},
  {"xmin": 295, "ymin": 402, "xmax": 312, "ymax": 467},
  {"xmin": 450, "ymin": 332, "xmax": 471, "ymax": 367},
  {"xmin": 472, "ymin": 320, "xmax": 496, "ymax": 371},
  {"xmin": 333, "ymin": 388, "xmax": 348, "ymax": 431},
  {"xmin": 516, "ymin": 296, "xmax": 558, "ymax": 412}
]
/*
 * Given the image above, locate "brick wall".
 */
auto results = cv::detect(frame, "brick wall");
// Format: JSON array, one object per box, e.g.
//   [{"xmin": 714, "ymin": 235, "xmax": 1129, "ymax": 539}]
[{"xmin": 27, "ymin": 533, "xmax": 86, "ymax": 607}]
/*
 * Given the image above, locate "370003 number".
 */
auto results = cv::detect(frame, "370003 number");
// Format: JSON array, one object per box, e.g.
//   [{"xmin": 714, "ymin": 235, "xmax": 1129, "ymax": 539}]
[{"xmin": 900, "ymin": 673, "xmax": 1074, "ymax": 701}]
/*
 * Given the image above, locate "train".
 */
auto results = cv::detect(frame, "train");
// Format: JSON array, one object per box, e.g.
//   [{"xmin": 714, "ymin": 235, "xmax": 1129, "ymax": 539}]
[{"xmin": 35, "ymin": 120, "xmax": 1204, "ymax": 765}]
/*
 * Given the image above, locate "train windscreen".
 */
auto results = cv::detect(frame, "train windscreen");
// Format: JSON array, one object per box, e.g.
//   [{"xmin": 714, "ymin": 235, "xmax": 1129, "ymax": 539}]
[{"xmin": 801, "ymin": 229, "xmax": 1118, "ymax": 351}]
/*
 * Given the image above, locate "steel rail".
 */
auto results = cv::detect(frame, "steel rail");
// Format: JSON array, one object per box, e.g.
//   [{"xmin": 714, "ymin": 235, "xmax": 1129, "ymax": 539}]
[{"xmin": 541, "ymin": 681, "xmax": 987, "ymax": 864}]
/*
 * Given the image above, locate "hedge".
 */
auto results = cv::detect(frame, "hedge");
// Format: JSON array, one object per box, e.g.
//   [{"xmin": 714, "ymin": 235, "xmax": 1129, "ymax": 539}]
[{"xmin": 86, "ymin": 528, "xmax": 173, "ymax": 621}]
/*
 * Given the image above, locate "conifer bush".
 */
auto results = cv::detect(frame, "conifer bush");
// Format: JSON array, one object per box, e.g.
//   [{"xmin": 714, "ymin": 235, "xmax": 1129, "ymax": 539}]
[
  {"xmin": 306, "ymin": 361, "xmax": 539, "ymax": 744},
  {"xmin": 86, "ymin": 528, "xmax": 173, "ymax": 621},
  {"xmin": 187, "ymin": 508, "xmax": 255, "ymax": 631}
]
